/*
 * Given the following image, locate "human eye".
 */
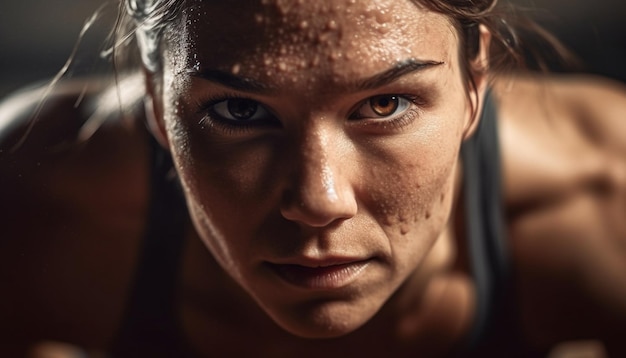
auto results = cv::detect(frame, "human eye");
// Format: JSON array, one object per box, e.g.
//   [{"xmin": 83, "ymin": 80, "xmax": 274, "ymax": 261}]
[
  {"xmin": 349, "ymin": 94, "xmax": 419, "ymax": 124},
  {"xmin": 197, "ymin": 95, "xmax": 280, "ymax": 134}
]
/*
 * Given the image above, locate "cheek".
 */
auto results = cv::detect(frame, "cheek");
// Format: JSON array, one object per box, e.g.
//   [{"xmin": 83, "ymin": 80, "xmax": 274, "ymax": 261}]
[
  {"xmin": 362, "ymin": 102, "xmax": 466, "ymax": 240},
  {"xmin": 168, "ymin": 121, "xmax": 279, "ymax": 226},
  {"xmin": 365, "ymin": 141, "xmax": 459, "ymax": 238}
]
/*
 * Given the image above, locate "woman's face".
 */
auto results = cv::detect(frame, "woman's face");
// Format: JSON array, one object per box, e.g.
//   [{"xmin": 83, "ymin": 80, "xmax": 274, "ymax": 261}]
[{"xmin": 155, "ymin": 0, "xmax": 478, "ymax": 338}]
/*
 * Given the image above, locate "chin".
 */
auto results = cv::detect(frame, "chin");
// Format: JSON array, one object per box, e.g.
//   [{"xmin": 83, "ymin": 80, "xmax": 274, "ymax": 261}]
[{"xmin": 266, "ymin": 298, "xmax": 381, "ymax": 339}]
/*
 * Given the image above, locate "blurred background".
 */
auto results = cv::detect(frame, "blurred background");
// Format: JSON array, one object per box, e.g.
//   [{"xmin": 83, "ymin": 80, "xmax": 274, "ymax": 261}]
[{"xmin": 0, "ymin": 0, "xmax": 625, "ymax": 99}]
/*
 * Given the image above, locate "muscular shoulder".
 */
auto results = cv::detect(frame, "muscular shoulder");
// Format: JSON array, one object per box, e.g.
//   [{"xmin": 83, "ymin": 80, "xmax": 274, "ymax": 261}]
[
  {"xmin": 0, "ymin": 75, "xmax": 147, "ymax": 350},
  {"xmin": 0, "ymin": 75, "xmax": 146, "ymax": 154},
  {"xmin": 0, "ymin": 74, "xmax": 152, "ymax": 236},
  {"xmin": 538, "ymin": 74, "xmax": 626, "ymax": 154},
  {"xmin": 493, "ymin": 73, "xmax": 626, "ymax": 351},
  {"xmin": 493, "ymin": 73, "xmax": 626, "ymax": 207},
  {"xmin": 0, "ymin": 76, "xmax": 150, "ymax": 352}
]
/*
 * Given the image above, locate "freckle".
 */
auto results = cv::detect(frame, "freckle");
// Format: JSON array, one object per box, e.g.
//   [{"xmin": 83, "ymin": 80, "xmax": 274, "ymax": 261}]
[
  {"xmin": 440, "ymin": 193, "xmax": 445, "ymax": 203},
  {"xmin": 425, "ymin": 211, "xmax": 431, "ymax": 219}
]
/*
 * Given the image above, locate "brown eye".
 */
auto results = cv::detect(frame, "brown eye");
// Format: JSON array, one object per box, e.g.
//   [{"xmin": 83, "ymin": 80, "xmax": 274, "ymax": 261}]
[
  {"xmin": 369, "ymin": 95, "xmax": 399, "ymax": 116},
  {"xmin": 211, "ymin": 98, "xmax": 271, "ymax": 122},
  {"xmin": 227, "ymin": 98, "xmax": 258, "ymax": 120},
  {"xmin": 350, "ymin": 94, "xmax": 412, "ymax": 121}
]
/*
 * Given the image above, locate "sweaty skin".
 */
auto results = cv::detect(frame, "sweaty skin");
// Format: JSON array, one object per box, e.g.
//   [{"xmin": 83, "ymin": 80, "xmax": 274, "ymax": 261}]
[
  {"xmin": 2, "ymin": 0, "xmax": 626, "ymax": 357},
  {"xmin": 148, "ymin": 0, "xmax": 482, "ymax": 339}
]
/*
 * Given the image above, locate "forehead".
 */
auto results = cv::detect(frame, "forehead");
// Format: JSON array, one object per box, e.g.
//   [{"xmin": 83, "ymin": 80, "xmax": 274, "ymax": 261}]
[{"xmin": 165, "ymin": 0, "xmax": 458, "ymax": 89}]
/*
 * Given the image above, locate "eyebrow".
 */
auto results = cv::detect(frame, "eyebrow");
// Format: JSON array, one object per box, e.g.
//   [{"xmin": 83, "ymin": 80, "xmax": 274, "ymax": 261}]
[
  {"xmin": 355, "ymin": 59, "xmax": 444, "ymax": 91},
  {"xmin": 186, "ymin": 68, "xmax": 271, "ymax": 93},
  {"xmin": 186, "ymin": 58, "xmax": 444, "ymax": 93}
]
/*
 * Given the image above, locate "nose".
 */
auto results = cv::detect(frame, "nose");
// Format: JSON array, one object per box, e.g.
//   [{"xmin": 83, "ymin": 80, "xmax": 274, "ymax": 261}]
[{"xmin": 280, "ymin": 127, "xmax": 357, "ymax": 227}]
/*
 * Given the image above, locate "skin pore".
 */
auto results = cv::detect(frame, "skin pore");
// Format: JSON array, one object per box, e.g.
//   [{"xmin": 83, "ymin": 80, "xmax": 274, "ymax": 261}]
[{"xmin": 147, "ymin": 0, "xmax": 487, "ymax": 344}]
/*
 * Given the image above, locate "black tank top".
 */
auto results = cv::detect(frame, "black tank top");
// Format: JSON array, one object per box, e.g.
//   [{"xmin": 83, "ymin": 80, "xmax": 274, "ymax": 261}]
[
  {"xmin": 111, "ymin": 90, "xmax": 542, "ymax": 357},
  {"xmin": 109, "ymin": 132, "xmax": 188, "ymax": 357},
  {"xmin": 459, "ymin": 90, "xmax": 547, "ymax": 357}
]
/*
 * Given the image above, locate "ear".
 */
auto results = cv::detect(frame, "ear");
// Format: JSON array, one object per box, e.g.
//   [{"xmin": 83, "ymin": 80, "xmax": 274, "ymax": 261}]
[
  {"xmin": 462, "ymin": 24, "xmax": 492, "ymax": 141},
  {"xmin": 143, "ymin": 69, "xmax": 170, "ymax": 148}
]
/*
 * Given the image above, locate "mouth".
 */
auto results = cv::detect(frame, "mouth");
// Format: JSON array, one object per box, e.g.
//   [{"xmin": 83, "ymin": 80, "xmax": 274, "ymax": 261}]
[{"xmin": 267, "ymin": 259, "xmax": 372, "ymax": 290}]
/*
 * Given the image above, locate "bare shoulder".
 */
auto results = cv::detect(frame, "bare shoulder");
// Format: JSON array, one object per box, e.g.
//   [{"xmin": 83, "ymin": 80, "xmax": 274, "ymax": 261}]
[
  {"xmin": 0, "ymin": 76, "xmax": 150, "ymax": 354},
  {"xmin": 493, "ymin": 73, "xmax": 626, "ymax": 205},
  {"xmin": 493, "ymin": 73, "xmax": 626, "ymax": 352},
  {"xmin": 0, "ymin": 75, "xmax": 150, "ymax": 231},
  {"xmin": 529, "ymin": 74, "xmax": 626, "ymax": 152}
]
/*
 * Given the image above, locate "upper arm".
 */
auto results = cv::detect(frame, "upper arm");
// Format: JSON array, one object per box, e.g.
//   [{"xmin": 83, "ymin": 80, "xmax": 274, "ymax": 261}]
[
  {"xmin": 500, "ymin": 74, "xmax": 626, "ymax": 349},
  {"xmin": 570, "ymin": 76, "xmax": 626, "ymax": 154},
  {"xmin": 562, "ymin": 76, "xmax": 626, "ymax": 342},
  {"xmin": 0, "ymin": 80, "xmax": 149, "ymax": 353}
]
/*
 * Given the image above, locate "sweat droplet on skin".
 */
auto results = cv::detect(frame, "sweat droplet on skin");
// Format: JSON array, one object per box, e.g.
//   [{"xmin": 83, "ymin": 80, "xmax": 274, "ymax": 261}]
[
  {"xmin": 377, "ymin": 23, "xmax": 390, "ymax": 34},
  {"xmin": 310, "ymin": 55, "xmax": 321, "ymax": 67},
  {"xmin": 375, "ymin": 9, "xmax": 393, "ymax": 24},
  {"xmin": 231, "ymin": 63, "xmax": 241, "ymax": 74}
]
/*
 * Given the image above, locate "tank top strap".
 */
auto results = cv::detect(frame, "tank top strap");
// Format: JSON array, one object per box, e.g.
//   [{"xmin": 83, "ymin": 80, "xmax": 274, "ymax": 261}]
[
  {"xmin": 459, "ymin": 88, "xmax": 510, "ymax": 350},
  {"xmin": 110, "ymin": 132, "xmax": 188, "ymax": 357}
]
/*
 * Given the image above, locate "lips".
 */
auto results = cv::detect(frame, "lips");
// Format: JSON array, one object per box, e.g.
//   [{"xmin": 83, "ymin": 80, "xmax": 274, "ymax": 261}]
[{"xmin": 268, "ymin": 259, "xmax": 372, "ymax": 290}]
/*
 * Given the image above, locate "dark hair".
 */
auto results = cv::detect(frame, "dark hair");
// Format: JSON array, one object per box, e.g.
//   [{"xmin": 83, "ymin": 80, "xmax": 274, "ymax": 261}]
[
  {"xmin": 405, "ymin": 0, "xmax": 578, "ymax": 117},
  {"xmin": 7, "ymin": 1, "xmax": 574, "ymax": 154},
  {"xmin": 416, "ymin": 0, "xmax": 577, "ymax": 72}
]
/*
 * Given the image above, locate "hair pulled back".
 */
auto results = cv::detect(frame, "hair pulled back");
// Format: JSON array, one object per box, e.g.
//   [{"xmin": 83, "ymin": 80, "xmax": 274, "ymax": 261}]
[{"xmin": 118, "ymin": 0, "xmax": 574, "ymax": 75}]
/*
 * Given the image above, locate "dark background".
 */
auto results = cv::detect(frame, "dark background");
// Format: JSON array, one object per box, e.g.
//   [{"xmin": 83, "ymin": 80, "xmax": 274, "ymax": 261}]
[{"xmin": 1, "ymin": 0, "xmax": 625, "ymax": 99}]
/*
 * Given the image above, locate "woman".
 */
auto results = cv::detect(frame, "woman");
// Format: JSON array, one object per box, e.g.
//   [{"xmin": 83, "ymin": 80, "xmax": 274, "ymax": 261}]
[{"xmin": 1, "ymin": 0, "xmax": 625, "ymax": 356}]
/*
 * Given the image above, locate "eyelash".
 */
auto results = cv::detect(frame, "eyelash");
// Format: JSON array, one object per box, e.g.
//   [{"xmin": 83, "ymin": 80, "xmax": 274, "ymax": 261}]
[
  {"xmin": 195, "ymin": 93, "xmax": 424, "ymax": 135},
  {"xmin": 196, "ymin": 92, "xmax": 279, "ymax": 135},
  {"xmin": 348, "ymin": 94, "xmax": 424, "ymax": 131}
]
